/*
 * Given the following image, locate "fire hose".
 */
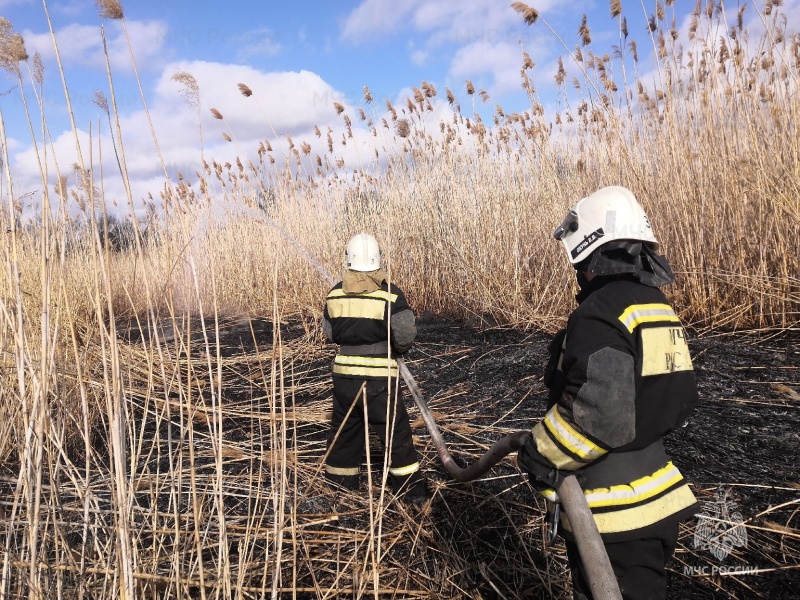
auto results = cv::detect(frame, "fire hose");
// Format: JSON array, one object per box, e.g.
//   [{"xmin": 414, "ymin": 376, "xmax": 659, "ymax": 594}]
[{"xmin": 397, "ymin": 359, "xmax": 622, "ymax": 600}]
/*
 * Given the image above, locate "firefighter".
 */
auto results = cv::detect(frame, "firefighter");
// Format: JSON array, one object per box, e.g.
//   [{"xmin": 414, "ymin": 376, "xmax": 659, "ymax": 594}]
[
  {"xmin": 322, "ymin": 233, "xmax": 428, "ymax": 504},
  {"xmin": 518, "ymin": 186, "xmax": 699, "ymax": 600}
]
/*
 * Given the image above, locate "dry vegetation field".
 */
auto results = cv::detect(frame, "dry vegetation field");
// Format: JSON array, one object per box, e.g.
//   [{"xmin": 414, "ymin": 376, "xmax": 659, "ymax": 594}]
[{"xmin": 0, "ymin": 0, "xmax": 798, "ymax": 598}]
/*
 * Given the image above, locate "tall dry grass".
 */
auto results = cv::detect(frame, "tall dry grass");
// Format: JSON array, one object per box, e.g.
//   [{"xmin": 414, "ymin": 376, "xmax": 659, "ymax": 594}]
[{"xmin": 0, "ymin": 0, "xmax": 798, "ymax": 597}]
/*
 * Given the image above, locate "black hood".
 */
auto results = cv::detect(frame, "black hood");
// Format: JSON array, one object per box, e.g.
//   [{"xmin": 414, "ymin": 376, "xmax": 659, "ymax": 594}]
[{"xmin": 580, "ymin": 241, "xmax": 675, "ymax": 288}]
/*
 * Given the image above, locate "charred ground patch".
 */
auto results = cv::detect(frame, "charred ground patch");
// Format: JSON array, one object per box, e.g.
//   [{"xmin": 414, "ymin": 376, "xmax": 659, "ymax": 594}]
[{"xmin": 2, "ymin": 317, "xmax": 796, "ymax": 599}]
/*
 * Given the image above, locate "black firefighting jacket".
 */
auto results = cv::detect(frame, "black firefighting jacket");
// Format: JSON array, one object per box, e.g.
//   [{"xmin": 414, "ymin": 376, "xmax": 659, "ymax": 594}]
[
  {"xmin": 526, "ymin": 275, "xmax": 699, "ymax": 542},
  {"xmin": 322, "ymin": 278, "xmax": 416, "ymax": 379}
]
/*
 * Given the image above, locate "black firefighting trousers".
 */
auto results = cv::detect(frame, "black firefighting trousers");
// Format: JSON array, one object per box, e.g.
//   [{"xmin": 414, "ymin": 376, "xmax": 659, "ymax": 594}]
[
  {"xmin": 325, "ymin": 376, "xmax": 423, "ymax": 494},
  {"xmin": 565, "ymin": 519, "xmax": 679, "ymax": 600}
]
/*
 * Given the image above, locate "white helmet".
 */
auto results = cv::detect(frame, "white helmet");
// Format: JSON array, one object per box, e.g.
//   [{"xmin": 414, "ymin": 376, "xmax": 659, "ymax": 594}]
[
  {"xmin": 345, "ymin": 232, "xmax": 381, "ymax": 271},
  {"xmin": 553, "ymin": 186, "xmax": 658, "ymax": 265}
]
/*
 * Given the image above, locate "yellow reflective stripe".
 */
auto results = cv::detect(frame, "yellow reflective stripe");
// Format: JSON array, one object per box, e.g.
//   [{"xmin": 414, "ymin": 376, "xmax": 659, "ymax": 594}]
[
  {"xmin": 532, "ymin": 422, "xmax": 585, "ymax": 470},
  {"xmin": 335, "ymin": 356, "xmax": 397, "ymax": 368},
  {"xmin": 327, "ymin": 297, "xmax": 385, "ymax": 320},
  {"xmin": 583, "ymin": 462, "xmax": 685, "ymax": 508},
  {"xmin": 327, "ymin": 288, "xmax": 398, "ymax": 303},
  {"xmin": 389, "ymin": 462, "xmax": 420, "ymax": 477},
  {"xmin": 544, "ymin": 406, "xmax": 607, "ymax": 462},
  {"xmin": 540, "ymin": 488, "xmax": 559, "ymax": 503},
  {"xmin": 325, "ymin": 465, "xmax": 360, "ymax": 476},
  {"xmin": 561, "ymin": 485, "xmax": 697, "ymax": 534},
  {"xmin": 333, "ymin": 364, "xmax": 398, "ymax": 377},
  {"xmin": 618, "ymin": 303, "xmax": 680, "ymax": 333}
]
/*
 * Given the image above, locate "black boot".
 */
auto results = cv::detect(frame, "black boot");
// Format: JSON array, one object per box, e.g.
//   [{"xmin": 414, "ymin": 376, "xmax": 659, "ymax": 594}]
[
  {"xmin": 325, "ymin": 472, "xmax": 360, "ymax": 491},
  {"xmin": 395, "ymin": 472, "xmax": 430, "ymax": 505}
]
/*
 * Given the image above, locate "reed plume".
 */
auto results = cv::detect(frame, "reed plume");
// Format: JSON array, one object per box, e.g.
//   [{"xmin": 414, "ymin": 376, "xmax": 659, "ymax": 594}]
[
  {"xmin": 522, "ymin": 50, "xmax": 534, "ymax": 70},
  {"xmin": 96, "ymin": 0, "xmax": 124, "ymax": 19},
  {"xmin": 32, "ymin": 52, "xmax": 44, "ymax": 84},
  {"xmin": 579, "ymin": 14, "xmax": 591, "ymax": 46},
  {"xmin": 510, "ymin": 2, "xmax": 539, "ymax": 25},
  {"xmin": 395, "ymin": 119, "xmax": 410, "ymax": 138},
  {"xmin": 0, "ymin": 19, "xmax": 28, "ymax": 75},
  {"xmin": 172, "ymin": 70, "xmax": 200, "ymax": 109}
]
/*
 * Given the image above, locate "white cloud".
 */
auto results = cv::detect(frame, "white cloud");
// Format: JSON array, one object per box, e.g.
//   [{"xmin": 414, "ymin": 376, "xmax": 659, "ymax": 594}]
[
  {"xmin": 340, "ymin": 0, "xmax": 424, "ymax": 43},
  {"xmin": 155, "ymin": 61, "xmax": 344, "ymax": 135},
  {"xmin": 54, "ymin": 0, "xmax": 87, "ymax": 16},
  {"xmin": 3, "ymin": 136, "xmax": 22, "ymax": 151},
  {"xmin": 410, "ymin": 49, "xmax": 428, "ymax": 66},
  {"xmin": 22, "ymin": 23, "xmax": 96, "ymax": 63},
  {"xmin": 450, "ymin": 40, "xmax": 527, "ymax": 95},
  {"xmin": 231, "ymin": 28, "xmax": 283, "ymax": 62},
  {"xmin": 4, "ymin": 60, "xmax": 398, "ymax": 218},
  {"xmin": 343, "ymin": 0, "xmax": 562, "ymax": 43},
  {"xmin": 415, "ymin": 0, "xmax": 519, "ymax": 43},
  {"xmin": 21, "ymin": 19, "xmax": 169, "ymax": 73},
  {"xmin": 342, "ymin": 0, "xmax": 563, "ymax": 100},
  {"xmin": 104, "ymin": 61, "xmax": 360, "ymax": 200}
]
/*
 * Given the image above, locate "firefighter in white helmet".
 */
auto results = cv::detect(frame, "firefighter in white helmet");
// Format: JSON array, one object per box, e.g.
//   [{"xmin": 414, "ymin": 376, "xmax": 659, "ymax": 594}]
[
  {"xmin": 518, "ymin": 186, "xmax": 699, "ymax": 600},
  {"xmin": 322, "ymin": 233, "xmax": 428, "ymax": 504}
]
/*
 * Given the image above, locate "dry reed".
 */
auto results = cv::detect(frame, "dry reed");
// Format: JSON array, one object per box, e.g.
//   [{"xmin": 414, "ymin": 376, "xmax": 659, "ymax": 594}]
[{"xmin": 1, "ymin": 1, "xmax": 799, "ymax": 598}]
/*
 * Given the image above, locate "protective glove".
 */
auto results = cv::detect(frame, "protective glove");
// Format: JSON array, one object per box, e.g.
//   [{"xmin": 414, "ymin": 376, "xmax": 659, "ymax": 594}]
[{"xmin": 517, "ymin": 434, "xmax": 566, "ymax": 490}]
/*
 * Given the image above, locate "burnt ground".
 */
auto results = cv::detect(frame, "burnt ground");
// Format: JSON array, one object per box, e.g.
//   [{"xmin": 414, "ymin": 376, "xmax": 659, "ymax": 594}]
[
  {"xmin": 391, "ymin": 317, "xmax": 800, "ymax": 599},
  {"xmin": 159, "ymin": 315, "xmax": 799, "ymax": 599},
  {"xmin": 8, "ymin": 314, "xmax": 796, "ymax": 599}
]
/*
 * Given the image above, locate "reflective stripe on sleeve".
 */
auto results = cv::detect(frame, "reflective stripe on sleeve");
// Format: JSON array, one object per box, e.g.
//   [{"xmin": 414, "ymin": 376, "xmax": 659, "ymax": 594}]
[
  {"xmin": 533, "ymin": 406, "xmax": 608, "ymax": 470},
  {"xmin": 618, "ymin": 303, "xmax": 680, "ymax": 333},
  {"xmin": 540, "ymin": 487, "xmax": 560, "ymax": 503},
  {"xmin": 532, "ymin": 422, "xmax": 585, "ymax": 470}
]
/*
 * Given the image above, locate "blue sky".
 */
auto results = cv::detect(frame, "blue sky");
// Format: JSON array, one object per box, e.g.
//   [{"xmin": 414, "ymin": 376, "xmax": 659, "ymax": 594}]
[{"xmin": 0, "ymin": 0, "xmax": 792, "ymax": 217}]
